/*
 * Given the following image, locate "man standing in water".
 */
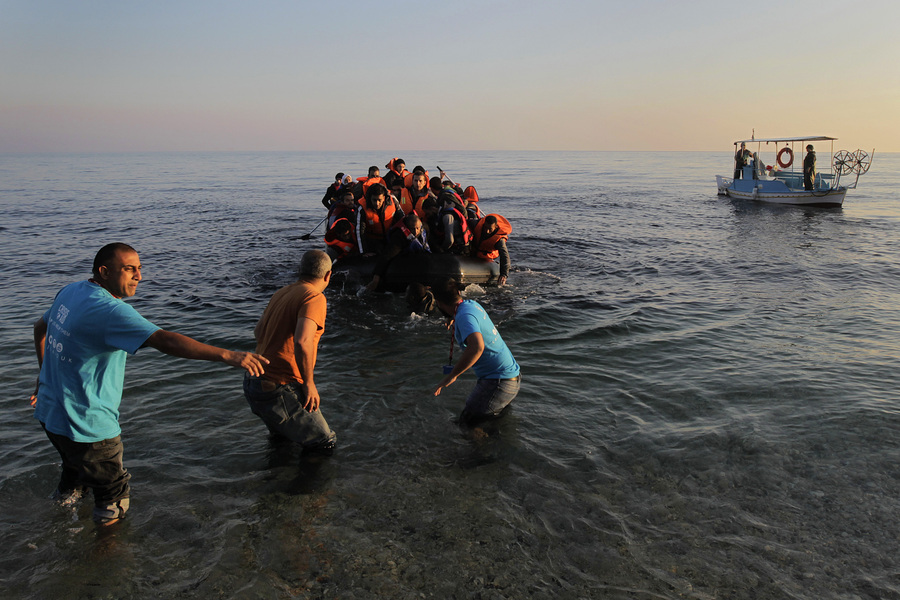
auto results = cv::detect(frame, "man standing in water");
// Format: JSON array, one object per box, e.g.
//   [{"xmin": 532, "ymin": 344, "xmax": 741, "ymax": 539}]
[
  {"xmin": 803, "ymin": 144, "xmax": 817, "ymax": 191},
  {"xmin": 244, "ymin": 250, "xmax": 336, "ymax": 453},
  {"xmin": 32, "ymin": 242, "xmax": 269, "ymax": 525},
  {"xmin": 432, "ymin": 278, "xmax": 521, "ymax": 424}
]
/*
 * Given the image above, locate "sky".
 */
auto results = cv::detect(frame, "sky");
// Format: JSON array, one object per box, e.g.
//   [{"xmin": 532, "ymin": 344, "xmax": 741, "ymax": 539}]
[{"xmin": 1, "ymin": 0, "xmax": 898, "ymax": 152}]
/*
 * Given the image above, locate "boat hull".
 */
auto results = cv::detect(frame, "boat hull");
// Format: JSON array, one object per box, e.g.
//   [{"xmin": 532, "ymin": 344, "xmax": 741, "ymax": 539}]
[
  {"xmin": 333, "ymin": 253, "xmax": 500, "ymax": 292},
  {"xmin": 716, "ymin": 175, "xmax": 845, "ymax": 208}
]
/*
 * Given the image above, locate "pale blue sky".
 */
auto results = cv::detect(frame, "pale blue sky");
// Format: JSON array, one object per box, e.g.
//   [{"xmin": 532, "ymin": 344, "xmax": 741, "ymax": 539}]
[{"xmin": 2, "ymin": 0, "xmax": 897, "ymax": 152}]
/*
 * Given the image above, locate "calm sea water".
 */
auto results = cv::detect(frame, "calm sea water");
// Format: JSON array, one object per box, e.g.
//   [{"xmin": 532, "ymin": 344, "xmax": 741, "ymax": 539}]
[{"xmin": 1, "ymin": 151, "xmax": 898, "ymax": 599}]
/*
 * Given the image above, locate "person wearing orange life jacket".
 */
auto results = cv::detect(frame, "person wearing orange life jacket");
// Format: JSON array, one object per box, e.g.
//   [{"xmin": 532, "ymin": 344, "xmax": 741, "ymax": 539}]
[
  {"xmin": 323, "ymin": 218, "xmax": 358, "ymax": 261},
  {"xmin": 462, "ymin": 185, "xmax": 483, "ymax": 221},
  {"xmin": 390, "ymin": 179, "xmax": 415, "ymax": 216},
  {"xmin": 353, "ymin": 166, "xmax": 381, "ymax": 198},
  {"xmin": 326, "ymin": 190, "xmax": 357, "ymax": 229},
  {"xmin": 471, "ymin": 214, "xmax": 512, "ymax": 286},
  {"xmin": 356, "ymin": 183, "xmax": 402, "ymax": 255},
  {"xmin": 434, "ymin": 188, "xmax": 473, "ymax": 254},
  {"xmin": 365, "ymin": 214, "xmax": 431, "ymax": 292},
  {"xmin": 404, "ymin": 165, "xmax": 429, "ymax": 188},
  {"xmin": 360, "ymin": 174, "xmax": 388, "ymax": 202},
  {"xmin": 406, "ymin": 171, "xmax": 435, "ymax": 215},
  {"xmin": 383, "ymin": 158, "xmax": 409, "ymax": 191}
]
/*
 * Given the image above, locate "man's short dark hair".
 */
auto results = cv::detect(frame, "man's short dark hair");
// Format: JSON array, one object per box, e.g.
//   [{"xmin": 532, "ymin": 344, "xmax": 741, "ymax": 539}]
[
  {"xmin": 366, "ymin": 183, "xmax": 388, "ymax": 201},
  {"xmin": 93, "ymin": 243, "xmax": 136, "ymax": 277},
  {"xmin": 431, "ymin": 277, "xmax": 462, "ymax": 305},
  {"xmin": 421, "ymin": 197, "xmax": 438, "ymax": 212}
]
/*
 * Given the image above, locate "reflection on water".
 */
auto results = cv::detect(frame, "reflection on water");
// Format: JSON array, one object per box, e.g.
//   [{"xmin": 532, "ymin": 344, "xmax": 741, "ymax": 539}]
[{"xmin": 1, "ymin": 151, "xmax": 899, "ymax": 599}]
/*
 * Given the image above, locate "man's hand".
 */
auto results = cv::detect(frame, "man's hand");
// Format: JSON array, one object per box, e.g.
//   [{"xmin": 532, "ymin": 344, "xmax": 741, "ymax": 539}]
[
  {"xmin": 224, "ymin": 351, "xmax": 269, "ymax": 377},
  {"xmin": 29, "ymin": 376, "xmax": 39, "ymax": 407},
  {"xmin": 433, "ymin": 373, "xmax": 457, "ymax": 397},
  {"xmin": 302, "ymin": 381, "xmax": 320, "ymax": 412}
]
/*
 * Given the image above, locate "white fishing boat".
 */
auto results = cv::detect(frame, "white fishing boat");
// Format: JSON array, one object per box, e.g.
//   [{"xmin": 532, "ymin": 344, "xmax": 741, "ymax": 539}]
[{"xmin": 716, "ymin": 135, "xmax": 873, "ymax": 208}]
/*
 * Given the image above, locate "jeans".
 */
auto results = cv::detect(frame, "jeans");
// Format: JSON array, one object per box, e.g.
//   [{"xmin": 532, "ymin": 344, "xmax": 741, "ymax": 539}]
[
  {"xmin": 243, "ymin": 375, "xmax": 336, "ymax": 450},
  {"xmin": 42, "ymin": 424, "xmax": 131, "ymax": 523},
  {"xmin": 462, "ymin": 375, "xmax": 521, "ymax": 421}
]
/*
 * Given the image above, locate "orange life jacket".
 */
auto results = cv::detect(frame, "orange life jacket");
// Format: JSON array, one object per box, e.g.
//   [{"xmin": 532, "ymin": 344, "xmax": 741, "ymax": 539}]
[
  {"xmin": 385, "ymin": 158, "xmax": 410, "ymax": 180},
  {"xmin": 463, "ymin": 186, "xmax": 483, "ymax": 219},
  {"xmin": 472, "ymin": 214, "xmax": 511, "ymax": 261},
  {"xmin": 362, "ymin": 176, "xmax": 387, "ymax": 195},
  {"xmin": 358, "ymin": 197, "xmax": 399, "ymax": 238},
  {"xmin": 324, "ymin": 218, "xmax": 357, "ymax": 259},
  {"xmin": 396, "ymin": 188, "xmax": 415, "ymax": 215},
  {"xmin": 403, "ymin": 170, "xmax": 430, "ymax": 188}
]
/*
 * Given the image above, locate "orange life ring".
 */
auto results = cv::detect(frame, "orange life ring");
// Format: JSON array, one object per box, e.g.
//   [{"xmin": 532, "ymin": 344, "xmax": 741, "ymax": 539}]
[{"xmin": 777, "ymin": 147, "xmax": 794, "ymax": 168}]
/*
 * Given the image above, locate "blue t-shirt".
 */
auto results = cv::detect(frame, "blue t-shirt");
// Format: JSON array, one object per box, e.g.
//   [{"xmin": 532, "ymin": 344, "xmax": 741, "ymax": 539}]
[
  {"xmin": 35, "ymin": 280, "xmax": 160, "ymax": 442},
  {"xmin": 454, "ymin": 299, "xmax": 520, "ymax": 380}
]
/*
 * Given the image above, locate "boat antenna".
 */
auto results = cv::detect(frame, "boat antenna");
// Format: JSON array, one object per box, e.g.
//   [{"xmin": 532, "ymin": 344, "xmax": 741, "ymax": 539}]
[{"xmin": 751, "ymin": 128, "xmax": 755, "ymax": 141}]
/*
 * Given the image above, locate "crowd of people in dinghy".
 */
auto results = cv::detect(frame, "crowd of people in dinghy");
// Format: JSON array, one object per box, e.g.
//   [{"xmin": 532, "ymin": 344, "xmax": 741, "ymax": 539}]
[{"xmin": 319, "ymin": 158, "xmax": 512, "ymax": 291}]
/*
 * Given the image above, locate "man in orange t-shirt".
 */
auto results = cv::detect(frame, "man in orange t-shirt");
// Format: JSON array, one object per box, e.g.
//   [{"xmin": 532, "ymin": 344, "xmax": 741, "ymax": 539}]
[{"xmin": 243, "ymin": 250, "xmax": 336, "ymax": 453}]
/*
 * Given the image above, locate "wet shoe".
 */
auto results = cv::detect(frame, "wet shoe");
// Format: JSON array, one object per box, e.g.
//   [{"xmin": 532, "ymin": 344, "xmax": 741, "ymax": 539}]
[
  {"xmin": 302, "ymin": 440, "xmax": 336, "ymax": 457},
  {"xmin": 93, "ymin": 498, "xmax": 130, "ymax": 526}
]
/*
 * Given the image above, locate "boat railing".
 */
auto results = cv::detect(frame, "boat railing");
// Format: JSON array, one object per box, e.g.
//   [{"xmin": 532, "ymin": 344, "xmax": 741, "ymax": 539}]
[{"xmin": 772, "ymin": 171, "xmax": 835, "ymax": 191}]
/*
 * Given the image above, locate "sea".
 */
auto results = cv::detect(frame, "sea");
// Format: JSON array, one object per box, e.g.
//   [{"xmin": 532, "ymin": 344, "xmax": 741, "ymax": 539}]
[{"xmin": 0, "ymin": 150, "xmax": 898, "ymax": 600}]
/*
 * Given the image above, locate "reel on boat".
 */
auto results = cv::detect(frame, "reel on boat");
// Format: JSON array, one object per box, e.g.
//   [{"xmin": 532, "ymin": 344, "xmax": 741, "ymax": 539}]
[
  {"xmin": 832, "ymin": 150, "xmax": 856, "ymax": 175},
  {"xmin": 832, "ymin": 148, "xmax": 874, "ymax": 189},
  {"xmin": 852, "ymin": 149, "xmax": 872, "ymax": 175}
]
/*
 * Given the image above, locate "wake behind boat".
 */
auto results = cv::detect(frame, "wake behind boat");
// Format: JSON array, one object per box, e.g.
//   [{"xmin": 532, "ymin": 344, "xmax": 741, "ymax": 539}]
[{"xmin": 716, "ymin": 135, "xmax": 873, "ymax": 208}]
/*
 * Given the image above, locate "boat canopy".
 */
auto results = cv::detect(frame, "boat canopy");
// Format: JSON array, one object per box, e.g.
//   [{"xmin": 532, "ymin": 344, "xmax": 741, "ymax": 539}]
[{"xmin": 734, "ymin": 136, "xmax": 837, "ymax": 145}]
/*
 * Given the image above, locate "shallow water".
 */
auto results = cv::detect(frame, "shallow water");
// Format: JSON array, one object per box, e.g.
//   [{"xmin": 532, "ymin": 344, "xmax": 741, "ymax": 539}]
[{"xmin": 1, "ymin": 151, "xmax": 898, "ymax": 599}]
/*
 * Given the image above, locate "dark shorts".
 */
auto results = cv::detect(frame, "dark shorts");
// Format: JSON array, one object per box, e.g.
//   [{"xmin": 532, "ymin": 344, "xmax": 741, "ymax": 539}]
[{"xmin": 243, "ymin": 375, "xmax": 336, "ymax": 450}]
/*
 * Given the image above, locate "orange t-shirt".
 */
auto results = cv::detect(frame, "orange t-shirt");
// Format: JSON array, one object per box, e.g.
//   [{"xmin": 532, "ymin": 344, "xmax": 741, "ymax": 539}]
[{"xmin": 254, "ymin": 281, "xmax": 326, "ymax": 385}]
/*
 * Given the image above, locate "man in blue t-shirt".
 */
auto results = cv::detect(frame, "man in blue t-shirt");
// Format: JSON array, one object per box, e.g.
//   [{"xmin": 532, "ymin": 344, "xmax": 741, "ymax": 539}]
[
  {"xmin": 32, "ymin": 243, "xmax": 269, "ymax": 525},
  {"xmin": 432, "ymin": 278, "xmax": 521, "ymax": 424}
]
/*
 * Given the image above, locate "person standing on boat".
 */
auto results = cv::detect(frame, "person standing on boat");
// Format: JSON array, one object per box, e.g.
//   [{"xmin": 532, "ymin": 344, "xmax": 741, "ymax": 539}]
[
  {"xmin": 803, "ymin": 144, "xmax": 817, "ymax": 191},
  {"xmin": 734, "ymin": 143, "xmax": 752, "ymax": 179},
  {"xmin": 243, "ymin": 250, "xmax": 337, "ymax": 454},
  {"xmin": 32, "ymin": 243, "xmax": 269, "ymax": 525},
  {"xmin": 432, "ymin": 278, "xmax": 521, "ymax": 425}
]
